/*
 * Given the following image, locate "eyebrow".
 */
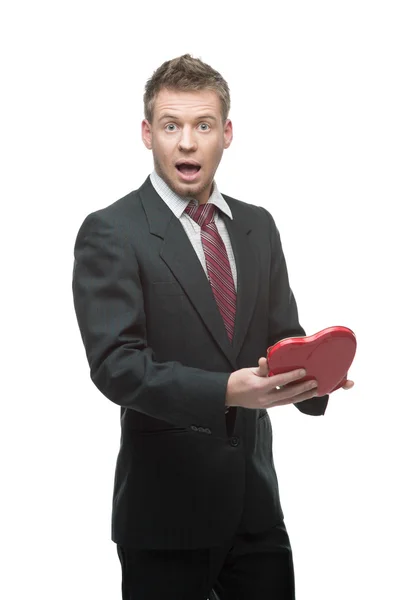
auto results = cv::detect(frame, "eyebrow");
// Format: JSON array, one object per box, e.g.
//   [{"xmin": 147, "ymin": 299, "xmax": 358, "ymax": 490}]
[{"xmin": 158, "ymin": 114, "xmax": 217, "ymax": 123}]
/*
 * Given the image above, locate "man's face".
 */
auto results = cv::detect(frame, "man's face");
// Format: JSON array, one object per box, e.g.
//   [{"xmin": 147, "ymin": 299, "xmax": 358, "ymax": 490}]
[{"xmin": 142, "ymin": 88, "xmax": 233, "ymax": 204}]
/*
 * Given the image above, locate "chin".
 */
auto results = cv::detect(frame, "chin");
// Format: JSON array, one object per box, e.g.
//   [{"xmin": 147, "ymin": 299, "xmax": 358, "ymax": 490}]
[{"xmin": 172, "ymin": 179, "xmax": 201, "ymax": 195}]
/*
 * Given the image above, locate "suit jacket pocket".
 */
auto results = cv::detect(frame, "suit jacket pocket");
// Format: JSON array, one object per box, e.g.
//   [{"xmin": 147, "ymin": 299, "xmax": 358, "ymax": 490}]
[
  {"xmin": 124, "ymin": 409, "xmax": 188, "ymax": 435},
  {"xmin": 134, "ymin": 427, "xmax": 189, "ymax": 436}
]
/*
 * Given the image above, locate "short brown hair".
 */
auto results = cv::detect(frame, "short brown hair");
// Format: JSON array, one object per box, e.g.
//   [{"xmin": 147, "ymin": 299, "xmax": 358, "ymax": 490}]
[{"xmin": 144, "ymin": 54, "xmax": 230, "ymax": 124}]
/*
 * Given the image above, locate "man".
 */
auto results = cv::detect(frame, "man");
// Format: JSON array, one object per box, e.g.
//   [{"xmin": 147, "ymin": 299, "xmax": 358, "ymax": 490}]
[{"xmin": 72, "ymin": 54, "xmax": 354, "ymax": 599}]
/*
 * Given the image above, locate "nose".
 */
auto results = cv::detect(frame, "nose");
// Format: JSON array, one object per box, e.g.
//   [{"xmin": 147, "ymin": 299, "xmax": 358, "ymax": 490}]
[{"xmin": 178, "ymin": 126, "xmax": 198, "ymax": 152}]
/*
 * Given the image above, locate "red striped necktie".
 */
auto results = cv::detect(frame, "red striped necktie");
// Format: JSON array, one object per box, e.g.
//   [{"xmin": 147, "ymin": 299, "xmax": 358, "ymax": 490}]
[{"xmin": 184, "ymin": 200, "xmax": 236, "ymax": 344}]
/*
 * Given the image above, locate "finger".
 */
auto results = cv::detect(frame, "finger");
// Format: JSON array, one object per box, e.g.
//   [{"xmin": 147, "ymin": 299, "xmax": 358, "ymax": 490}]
[
  {"xmin": 265, "ymin": 378, "xmax": 318, "ymax": 404},
  {"xmin": 254, "ymin": 357, "xmax": 269, "ymax": 377},
  {"xmin": 268, "ymin": 386, "xmax": 319, "ymax": 408},
  {"xmin": 268, "ymin": 368, "xmax": 307, "ymax": 388},
  {"xmin": 342, "ymin": 380, "xmax": 354, "ymax": 389}
]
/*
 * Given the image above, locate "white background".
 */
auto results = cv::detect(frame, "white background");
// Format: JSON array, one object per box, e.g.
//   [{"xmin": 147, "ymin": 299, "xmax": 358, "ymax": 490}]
[{"xmin": 1, "ymin": 1, "xmax": 398, "ymax": 598}]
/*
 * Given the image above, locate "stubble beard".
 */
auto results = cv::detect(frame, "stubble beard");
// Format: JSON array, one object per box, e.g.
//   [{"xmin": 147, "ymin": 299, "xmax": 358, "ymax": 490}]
[{"xmin": 154, "ymin": 156, "xmax": 213, "ymax": 201}]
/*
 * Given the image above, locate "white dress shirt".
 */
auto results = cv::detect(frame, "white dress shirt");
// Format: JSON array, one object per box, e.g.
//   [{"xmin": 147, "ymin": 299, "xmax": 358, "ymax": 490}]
[{"xmin": 149, "ymin": 170, "xmax": 237, "ymax": 291}]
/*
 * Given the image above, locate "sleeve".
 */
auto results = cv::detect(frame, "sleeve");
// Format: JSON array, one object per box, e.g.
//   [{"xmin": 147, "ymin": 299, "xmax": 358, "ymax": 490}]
[
  {"xmin": 264, "ymin": 209, "xmax": 329, "ymax": 416},
  {"xmin": 72, "ymin": 212, "xmax": 230, "ymax": 434}
]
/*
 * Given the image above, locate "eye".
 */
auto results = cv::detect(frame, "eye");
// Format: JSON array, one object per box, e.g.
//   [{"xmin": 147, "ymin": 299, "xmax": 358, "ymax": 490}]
[
  {"xmin": 165, "ymin": 123, "xmax": 177, "ymax": 131},
  {"xmin": 199, "ymin": 123, "xmax": 210, "ymax": 131}
]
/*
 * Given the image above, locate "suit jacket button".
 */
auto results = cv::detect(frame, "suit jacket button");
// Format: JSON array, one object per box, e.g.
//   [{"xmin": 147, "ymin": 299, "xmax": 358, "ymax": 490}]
[
  {"xmin": 230, "ymin": 436, "xmax": 240, "ymax": 447},
  {"xmin": 204, "ymin": 428, "xmax": 211, "ymax": 434},
  {"xmin": 198, "ymin": 427, "xmax": 205, "ymax": 433},
  {"xmin": 190, "ymin": 425, "xmax": 198, "ymax": 431}
]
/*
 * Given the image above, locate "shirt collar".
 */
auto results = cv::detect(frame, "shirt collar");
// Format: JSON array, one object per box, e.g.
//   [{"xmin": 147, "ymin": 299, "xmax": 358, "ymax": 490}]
[{"xmin": 150, "ymin": 169, "xmax": 233, "ymax": 220}]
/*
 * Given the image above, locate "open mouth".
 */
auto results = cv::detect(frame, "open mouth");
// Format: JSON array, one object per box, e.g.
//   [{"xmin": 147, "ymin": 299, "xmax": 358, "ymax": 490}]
[
  {"xmin": 176, "ymin": 163, "xmax": 201, "ymax": 175},
  {"xmin": 176, "ymin": 162, "xmax": 201, "ymax": 181}
]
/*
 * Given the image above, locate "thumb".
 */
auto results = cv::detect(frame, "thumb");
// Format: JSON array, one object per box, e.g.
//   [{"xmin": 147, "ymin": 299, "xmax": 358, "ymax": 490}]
[{"xmin": 255, "ymin": 356, "xmax": 269, "ymax": 377}]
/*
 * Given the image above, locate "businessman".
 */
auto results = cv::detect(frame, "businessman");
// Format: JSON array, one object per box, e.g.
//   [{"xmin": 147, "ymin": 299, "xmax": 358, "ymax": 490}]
[{"xmin": 72, "ymin": 54, "xmax": 354, "ymax": 599}]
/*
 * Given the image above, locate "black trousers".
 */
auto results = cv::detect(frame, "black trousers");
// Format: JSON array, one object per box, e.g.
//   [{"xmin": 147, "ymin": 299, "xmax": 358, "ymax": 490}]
[{"xmin": 116, "ymin": 520, "xmax": 295, "ymax": 599}]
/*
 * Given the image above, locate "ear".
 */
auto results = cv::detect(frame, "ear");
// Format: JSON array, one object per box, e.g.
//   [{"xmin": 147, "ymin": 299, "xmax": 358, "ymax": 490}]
[
  {"xmin": 142, "ymin": 119, "xmax": 152, "ymax": 149},
  {"xmin": 223, "ymin": 119, "xmax": 233, "ymax": 149}
]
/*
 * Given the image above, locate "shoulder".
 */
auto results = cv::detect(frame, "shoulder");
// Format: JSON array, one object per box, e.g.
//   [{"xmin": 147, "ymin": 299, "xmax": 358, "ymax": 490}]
[
  {"xmin": 90, "ymin": 188, "xmax": 143, "ymax": 224},
  {"xmin": 221, "ymin": 191, "xmax": 277, "ymax": 232},
  {"xmin": 75, "ymin": 187, "xmax": 145, "ymax": 244}
]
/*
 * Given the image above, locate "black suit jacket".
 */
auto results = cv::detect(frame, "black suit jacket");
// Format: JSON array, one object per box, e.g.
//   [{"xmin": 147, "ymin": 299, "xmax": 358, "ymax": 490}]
[{"xmin": 72, "ymin": 175, "xmax": 329, "ymax": 549}]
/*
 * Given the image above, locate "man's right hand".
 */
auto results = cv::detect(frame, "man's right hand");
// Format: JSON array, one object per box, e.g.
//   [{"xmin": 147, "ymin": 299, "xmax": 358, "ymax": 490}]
[{"xmin": 225, "ymin": 356, "xmax": 319, "ymax": 410}]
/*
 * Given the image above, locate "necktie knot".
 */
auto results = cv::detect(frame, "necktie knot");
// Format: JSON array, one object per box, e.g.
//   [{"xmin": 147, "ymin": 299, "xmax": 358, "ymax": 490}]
[{"xmin": 184, "ymin": 201, "xmax": 216, "ymax": 228}]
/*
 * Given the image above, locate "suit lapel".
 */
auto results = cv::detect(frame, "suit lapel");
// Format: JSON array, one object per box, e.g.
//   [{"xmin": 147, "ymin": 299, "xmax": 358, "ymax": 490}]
[
  {"xmin": 221, "ymin": 209, "xmax": 259, "ymax": 360},
  {"xmin": 139, "ymin": 177, "xmax": 259, "ymax": 369}
]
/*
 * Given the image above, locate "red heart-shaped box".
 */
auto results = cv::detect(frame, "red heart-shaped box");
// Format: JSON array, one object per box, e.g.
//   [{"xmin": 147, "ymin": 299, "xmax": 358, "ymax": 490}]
[{"xmin": 266, "ymin": 326, "xmax": 356, "ymax": 396}]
